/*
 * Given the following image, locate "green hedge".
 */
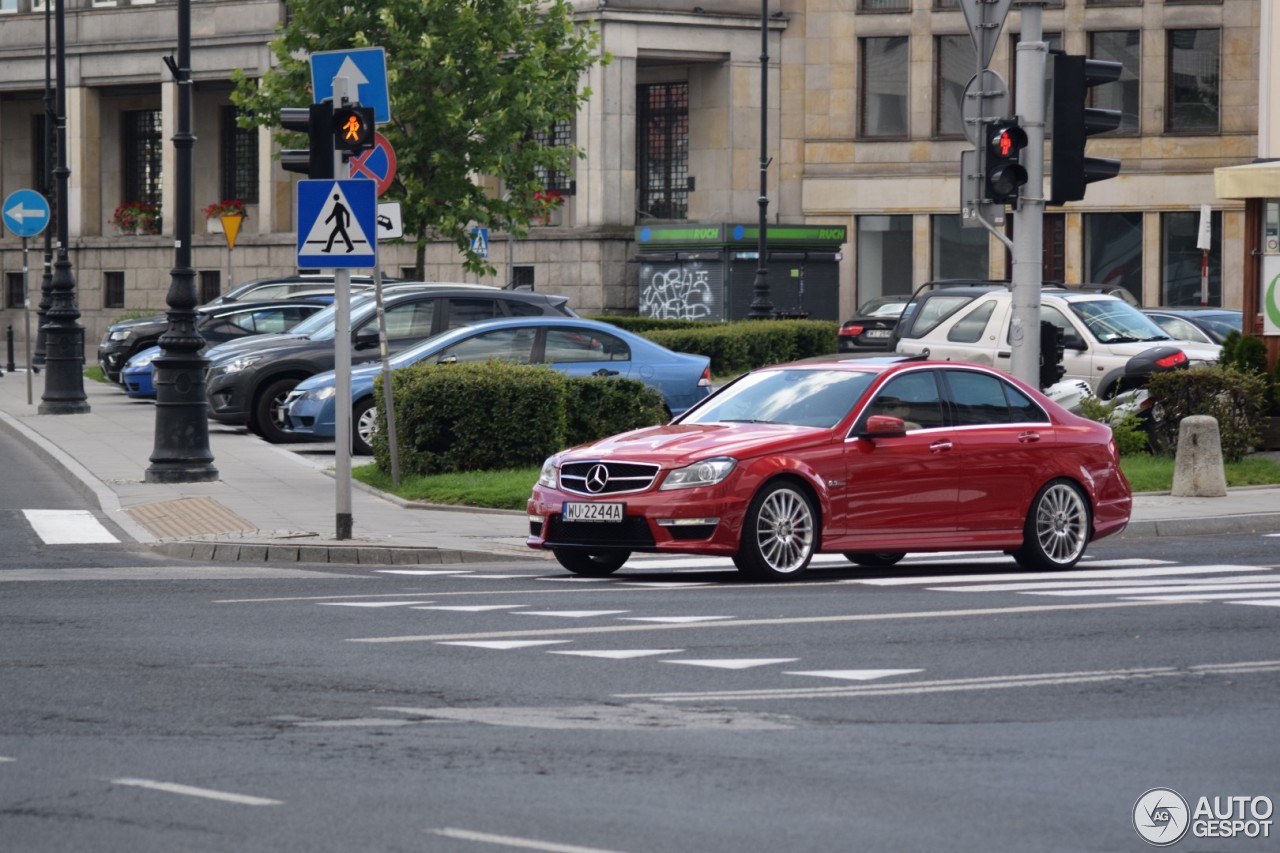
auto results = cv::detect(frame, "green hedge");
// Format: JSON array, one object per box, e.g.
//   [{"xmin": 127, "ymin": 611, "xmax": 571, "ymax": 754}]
[
  {"xmin": 640, "ymin": 319, "xmax": 839, "ymax": 377},
  {"xmin": 372, "ymin": 362, "xmax": 667, "ymax": 475},
  {"xmin": 1146, "ymin": 366, "xmax": 1267, "ymax": 462}
]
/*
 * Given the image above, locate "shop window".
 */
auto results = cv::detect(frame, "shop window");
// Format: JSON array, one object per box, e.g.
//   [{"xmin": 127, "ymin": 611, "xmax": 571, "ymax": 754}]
[
  {"xmin": 1161, "ymin": 210, "xmax": 1220, "ymax": 306},
  {"xmin": 932, "ymin": 214, "xmax": 990, "ymax": 280},
  {"xmin": 1083, "ymin": 212, "xmax": 1142, "ymax": 303},
  {"xmin": 857, "ymin": 215, "xmax": 913, "ymax": 302}
]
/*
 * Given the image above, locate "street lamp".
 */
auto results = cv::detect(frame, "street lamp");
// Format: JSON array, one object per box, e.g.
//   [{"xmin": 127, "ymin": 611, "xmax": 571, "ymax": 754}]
[
  {"xmin": 39, "ymin": 0, "xmax": 89, "ymax": 415},
  {"xmin": 145, "ymin": 0, "xmax": 217, "ymax": 483},
  {"xmin": 747, "ymin": 0, "xmax": 775, "ymax": 319},
  {"xmin": 34, "ymin": 0, "xmax": 54, "ymax": 372}
]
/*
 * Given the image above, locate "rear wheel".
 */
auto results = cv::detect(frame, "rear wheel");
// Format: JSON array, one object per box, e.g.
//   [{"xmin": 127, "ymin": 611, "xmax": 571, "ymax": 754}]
[
  {"xmin": 1012, "ymin": 479, "xmax": 1090, "ymax": 570},
  {"xmin": 734, "ymin": 481, "xmax": 817, "ymax": 581},
  {"xmin": 843, "ymin": 552, "xmax": 905, "ymax": 567},
  {"xmin": 352, "ymin": 397, "xmax": 378, "ymax": 456},
  {"xmin": 252, "ymin": 378, "xmax": 301, "ymax": 444},
  {"xmin": 552, "ymin": 548, "xmax": 630, "ymax": 576}
]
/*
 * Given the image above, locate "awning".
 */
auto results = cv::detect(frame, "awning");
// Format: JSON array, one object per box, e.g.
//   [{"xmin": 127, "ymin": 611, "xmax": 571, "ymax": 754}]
[{"xmin": 1214, "ymin": 160, "xmax": 1280, "ymax": 199}]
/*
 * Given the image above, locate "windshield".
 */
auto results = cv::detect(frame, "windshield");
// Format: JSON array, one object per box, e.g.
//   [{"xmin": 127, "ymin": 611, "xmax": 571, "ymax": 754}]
[
  {"xmin": 859, "ymin": 298, "xmax": 909, "ymax": 318},
  {"xmin": 1069, "ymin": 299, "xmax": 1172, "ymax": 344},
  {"xmin": 284, "ymin": 294, "xmax": 378, "ymax": 339},
  {"xmin": 680, "ymin": 368, "xmax": 876, "ymax": 429}
]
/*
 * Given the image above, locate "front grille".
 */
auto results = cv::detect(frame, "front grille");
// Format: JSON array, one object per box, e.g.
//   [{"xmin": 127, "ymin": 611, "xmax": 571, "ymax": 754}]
[
  {"xmin": 545, "ymin": 515, "xmax": 656, "ymax": 548},
  {"xmin": 560, "ymin": 460, "xmax": 660, "ymax": 496}
]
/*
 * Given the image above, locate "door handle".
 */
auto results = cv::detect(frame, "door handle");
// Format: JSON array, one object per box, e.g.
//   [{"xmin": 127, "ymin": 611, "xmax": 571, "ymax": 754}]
[
  {"xmin": 1018, "ymin": 431, "xmax": 1041, "ymax": 443},
  {"xmin": 592, "ymin": 368, "xmax": 620, "ymax": 377},
  {"xmin": 997, "ymin": 351, "xmax": 1011, "ymax": 358},
  {"xmin": 929, "ymin": 440, "xmax": 952, "ymax": 453}
]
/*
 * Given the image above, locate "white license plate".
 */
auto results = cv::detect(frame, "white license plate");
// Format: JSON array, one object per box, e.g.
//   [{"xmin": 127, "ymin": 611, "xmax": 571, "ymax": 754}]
[
  {"xmin": 563, "ymin": 502, "xmax": 624, "ymax": 523},
  {"xmin": 865, "ymin": 329, "xmax": 891, "ymax": 338}
]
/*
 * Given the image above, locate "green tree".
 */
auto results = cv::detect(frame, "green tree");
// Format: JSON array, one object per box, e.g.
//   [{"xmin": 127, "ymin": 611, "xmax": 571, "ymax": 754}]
[{"xmin": 231, "ymin": 0, "xmax": 605, "ymax": 277}]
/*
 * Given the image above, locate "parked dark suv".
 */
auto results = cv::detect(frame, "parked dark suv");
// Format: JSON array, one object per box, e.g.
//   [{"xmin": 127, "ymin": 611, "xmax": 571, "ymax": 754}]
[
  {"xmin": 204, "ymin": 284, "xmax": 576, "ymax": 443},
  {"xmin": 96, "ymin": 274, "xmax": 391, "ymax": 382}
]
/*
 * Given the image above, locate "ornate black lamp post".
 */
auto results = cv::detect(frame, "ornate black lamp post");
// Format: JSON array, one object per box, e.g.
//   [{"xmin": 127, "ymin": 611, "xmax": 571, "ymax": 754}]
[
  {"xmin": 145, "ymin": 0, "xmax": 217, "ymax": 483},
  {"xmin": 39, "ymin": 0, "xmax": 89, "ymax": 414},
  {"xmin": 747, "ymin": 0, "xmax": 774, "ymax": 319},
  {"xmin": 34, "ymin": 0, "xmax": 54, "ymax": 372}
]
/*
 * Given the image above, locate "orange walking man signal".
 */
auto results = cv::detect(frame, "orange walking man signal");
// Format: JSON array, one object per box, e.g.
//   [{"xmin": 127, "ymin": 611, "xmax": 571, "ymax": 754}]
[{"xmin": 331, "ymin": 105, "xmax": 375, "ymax": 153}]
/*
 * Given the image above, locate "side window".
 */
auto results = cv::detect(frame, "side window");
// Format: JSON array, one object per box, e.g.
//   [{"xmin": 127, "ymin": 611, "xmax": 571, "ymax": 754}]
[
  {"xmin": 1005, "ymin": 304, "xmax": 1081, "ymax": 348},
  {"xmin": 446, "ymin": 298, "xmax": 499, "ymax": 327},
  {"xmin": 544, "ymin": 329, "xmax": 630, "ymax": 364},
  {"xmin": 861, "ymin": 371, "xmax": 946, "ymax": 431},
  {"xmin": 1149, "ymin": 315, "xmax": 1204, "ymax": 343},
  {"xmin": 946, "ymin": 300, "xmax": 997, "ymax": 343},
  {"xmin": 905, "ymin": 294, "xmax": 977, "ymax": 338},
  {"xmin": 382, "ymin": 301, "xmax": 437, "ymax": 339},
  {"xmin": 1004, "ymin": 383, "xmax": 1050, "ymax": 424},
  {"xmin": 504, "ymin": 300, "xmax": 546, "ymax": 318},
  {"xmin": 245, "ymin": 308, "xmax": 297, "ymax": 334},
  {"xmin": 945, "ymin": 370, "xmax": 1013, "ymax": 425},
  {"xmin": 438, "ymin": 329, "xmax": 536, "ymax": 364}
]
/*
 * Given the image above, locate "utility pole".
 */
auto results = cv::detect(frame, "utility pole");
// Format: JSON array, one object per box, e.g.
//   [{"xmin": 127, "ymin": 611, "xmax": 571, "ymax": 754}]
[{"xmin": 1010, "ymin": 1, "xmax": 1047, "ymax": 388}]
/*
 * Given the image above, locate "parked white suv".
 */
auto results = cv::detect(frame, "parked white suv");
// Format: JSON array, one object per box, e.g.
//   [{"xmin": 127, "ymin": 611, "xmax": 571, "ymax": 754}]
[{"xmin": 893, "ymin": 285, "xmax": 1221, "ymax": 395}]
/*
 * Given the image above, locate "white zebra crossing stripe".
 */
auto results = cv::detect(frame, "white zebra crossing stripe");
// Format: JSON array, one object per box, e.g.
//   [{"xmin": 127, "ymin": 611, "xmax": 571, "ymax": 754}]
[
  {"xmin": 549, "ymin": 649, "xmax": 685, "ymax": 659},
  {"xmin": 23, "ymin": 510, "xmax": 117, "ymax": 544},
  {"xmin": 1022, "ymin": 581, "xmax": 1280, "ymax": 597},
  {"xmin": 318, "ymin": 601, "xmax": 434, "ymax": 607},
  {"xmin": 1230, "ymin": 599, "xmax": 1280, "ymax": 607},
  {"xmin": 438, "ymin": 640, "xmax": 570, "ymax": 650},
  {"xmin": 848, "ymin": 561, "xmax": 1187, "ymax": 587},
  {"xmin": 785, "ymin": 669, "xmax": 923, "ymax": 681},
  {"xmin": 925, "ymin": 572, "xmax": 1274, "ymax": 593},
  {"xmin": 519, "ymin": 610, "xmax": 631, "ymax": 618},
  {"xmin": 664, "ymin": 659, "xmax": 798, "ymax": 670}
]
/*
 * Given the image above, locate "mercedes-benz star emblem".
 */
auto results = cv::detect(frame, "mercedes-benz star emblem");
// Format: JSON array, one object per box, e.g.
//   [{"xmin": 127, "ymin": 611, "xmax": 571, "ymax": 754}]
[{"xmin": 585, "ymin": 464, "xmax": 609, "ymax": 494}]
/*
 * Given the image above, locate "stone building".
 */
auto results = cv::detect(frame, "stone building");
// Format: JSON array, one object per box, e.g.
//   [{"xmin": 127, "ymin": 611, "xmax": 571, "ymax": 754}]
[{"xmin": 0, "ymin": 0, "xmax": 1262, "ymax": 350}]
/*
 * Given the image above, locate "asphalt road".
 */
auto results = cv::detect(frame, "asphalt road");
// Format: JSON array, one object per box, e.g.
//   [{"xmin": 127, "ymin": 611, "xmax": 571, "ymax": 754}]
[{"xmin": 2, "ymin": 515, "xmax": 1278, "ymax": 852}]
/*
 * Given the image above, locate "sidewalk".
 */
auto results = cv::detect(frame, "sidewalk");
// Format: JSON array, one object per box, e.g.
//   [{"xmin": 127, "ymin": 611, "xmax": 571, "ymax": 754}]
[{"xmin": 1, "ymin": 368, "xmax": 1279, "ymax": 565}]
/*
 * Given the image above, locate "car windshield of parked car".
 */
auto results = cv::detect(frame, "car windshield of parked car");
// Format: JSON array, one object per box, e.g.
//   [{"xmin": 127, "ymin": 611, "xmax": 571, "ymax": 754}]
[
  {"xmin": 1200, "ymin": 314, "xmax": 1242, "ymax": 338},
  {"xmin": 859, "ymin": 298, "xmax": 909, "ymax": 317},
  {"xmin": 1069, "ymin": 299, "xmax": 1172, "ymax": 344},
  {"xmin": 286, "ymin": 297, "xmax": 379, "ymax": 341},
  {"xmin": 680, "ymin": 368, "xmax": 876, "ymax": 429}
]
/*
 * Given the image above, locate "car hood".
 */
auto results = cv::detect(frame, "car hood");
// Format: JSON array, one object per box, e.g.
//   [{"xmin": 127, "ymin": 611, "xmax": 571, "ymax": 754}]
[
  {"xmin": 205, "ymin": 333, "xmax": 310, "ymax": 363},
  {"xmin": 1101, "ymin": 339, "xmax": 1220, "ymax": 362},
  {"xmin": 558, "ymin": 421, "xmax": 830, "ymax": 465}
]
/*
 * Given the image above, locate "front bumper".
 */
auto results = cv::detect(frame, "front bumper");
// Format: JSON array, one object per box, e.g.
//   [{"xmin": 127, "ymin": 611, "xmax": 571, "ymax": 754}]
[
  {"xmin": 281, "ymin": 391, "xmax": 337, "ymax": 440},
  {"xmin": 206, "ymin": 373, "xmax": 253, "ymax": 425}
]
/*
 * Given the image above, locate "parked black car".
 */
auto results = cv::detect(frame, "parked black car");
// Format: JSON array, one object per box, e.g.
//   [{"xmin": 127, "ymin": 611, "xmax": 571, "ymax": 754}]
[
  {"xmin": 837, "ymin": 295, "xmax": 911, "ymax": 352},
  {"xmin": 96, "ymin": 274, "xmax": 390, "ymax": 382},
  {"xmin": 204, "ymin": 284, "xmax": 577, "ymax": 443},
  {"xmin": 1141, "ymin": 307, "xmax": 1242, "ymax": 346}
]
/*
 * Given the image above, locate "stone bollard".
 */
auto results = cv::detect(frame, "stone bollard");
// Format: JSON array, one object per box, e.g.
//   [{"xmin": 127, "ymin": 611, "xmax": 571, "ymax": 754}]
[{"xmin": 1170, "ymin": 415, "xmax": 1228, "ymax": 497}]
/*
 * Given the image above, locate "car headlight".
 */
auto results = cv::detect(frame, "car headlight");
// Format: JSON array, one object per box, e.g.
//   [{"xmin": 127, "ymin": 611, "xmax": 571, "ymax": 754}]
[
  {"xmin": 537, "ymin": 457, "xmax": 557, "ymax": 488},
  {"xmin": 128, "ymin": 352, "xmax": 156, "ymax": 369},
  {"xmin": 217, "ymin": 354, "xmax": 264, "ymax": 374},
  {"xmin": 109, "ymin": 330, "xmax": 131, "ymax": 342},
  {"xmin": 305, "ymin": 386, "xmax": 337, "ymax": 401},
  {"xmin": 659, "ymin": 456, "xmax": 737, "ymax": 490}
]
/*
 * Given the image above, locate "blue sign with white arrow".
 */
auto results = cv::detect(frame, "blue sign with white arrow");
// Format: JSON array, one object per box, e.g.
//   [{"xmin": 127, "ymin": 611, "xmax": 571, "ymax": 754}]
[
  {"xmin": 311, "ymin": 48, "xmax": 390, "ymax": 124},
  {"xmin": 2, "ymin": 189, "xmax": 51, "ymax": 238},
  {"xmin": 296, "ymin": 179, "xmax": 378, "ymax": 269}
]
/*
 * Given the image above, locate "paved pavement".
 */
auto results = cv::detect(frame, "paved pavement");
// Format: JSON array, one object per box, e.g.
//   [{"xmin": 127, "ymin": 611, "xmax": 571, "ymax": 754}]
[{"xmin": 1, "ymin": 368, "xmax": 1279, "ymax": 566}]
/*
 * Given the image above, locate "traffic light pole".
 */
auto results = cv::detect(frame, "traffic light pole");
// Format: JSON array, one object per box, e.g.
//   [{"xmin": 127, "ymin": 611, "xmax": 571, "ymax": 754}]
[
  {"xmin": 1010, "ymin": 2, "xmax": 1047, "ymax": 389},
  {"xmin": 331, "ymin": 75, "xmax": 354, "ymax": 541}
]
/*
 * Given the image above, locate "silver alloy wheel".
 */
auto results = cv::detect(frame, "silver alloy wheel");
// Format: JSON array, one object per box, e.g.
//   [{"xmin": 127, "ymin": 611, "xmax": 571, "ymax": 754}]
[
  {"xmin": 752, "ymin": 486, "xmax": 815, "ymax": 575},
  {"xmin": 1033, "ymin": 482, "xmax": 1088, "ymax": 566},
  {"xmin": 356, "ymin": 403, "xmax": 379, "ymax": 449}
]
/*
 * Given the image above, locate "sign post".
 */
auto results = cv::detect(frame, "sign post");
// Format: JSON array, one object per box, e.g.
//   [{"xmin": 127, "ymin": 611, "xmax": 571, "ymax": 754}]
[
  {"xmin": 3, "ymin": 189, "xmax": 52, "ymax": 401},
  {"xmin": 1197, "ymin": 204, "xmax": 1213, "ymax": 306}
]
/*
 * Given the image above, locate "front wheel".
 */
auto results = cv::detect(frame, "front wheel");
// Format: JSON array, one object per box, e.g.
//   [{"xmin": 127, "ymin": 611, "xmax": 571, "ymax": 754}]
[
  {"xmin": 352, "ymin": 397, "xmax": 378, "ymax": 456},
  {"xmin": 553, "ymin": 548, "xmax": 630, "ymax": 576},
  {"xmin": 1012, "ymin": 479, "xmax": 1091, "ymax": 570},
  {"xmin": 843, "ymin": 552, "xmax": 905, "ymax": 567},
  {"xmin": 734, "ymin": 481, "xmax": 817, "ymax": 581},
  {"xmin": 252, "ymin": 378, "xmax": 301, "ymax": 444}
]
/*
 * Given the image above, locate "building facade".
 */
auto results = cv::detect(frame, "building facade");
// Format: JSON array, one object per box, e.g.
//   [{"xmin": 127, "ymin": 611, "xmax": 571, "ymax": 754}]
[{"xmin": 0, "ymin": 0, "xmax": 1262, "ymax": 349}]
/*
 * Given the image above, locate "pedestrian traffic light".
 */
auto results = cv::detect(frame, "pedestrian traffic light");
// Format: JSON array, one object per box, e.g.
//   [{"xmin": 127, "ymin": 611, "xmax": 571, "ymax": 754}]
[
  {"xmin": 332, "ymin": 105, "xmax": 375, "ymax": 153},
  {"xmin": 279, "ymin": 102, "xmax": 334, "ymax": 180},
  {"xmin": 1050, "ymin": 53, "xmax": 1122, "ymax": 205},
  {"xmin": 984, "ymin": 120, "xmax": 1028, "ymax": 206}
]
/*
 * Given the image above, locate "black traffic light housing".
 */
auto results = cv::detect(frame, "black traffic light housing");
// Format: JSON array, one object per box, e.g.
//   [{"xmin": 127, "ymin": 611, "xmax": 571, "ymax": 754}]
[
  {"xmin": 332, "ymin": 105, "xmax": 375, "ymax": 153},
  {"xmin": 1050, "ymin": 53, "xmax": 1122, "ymax": 205},
  {"xmin": 279, "ymin": 101, "xmax": 335, "ymax": 180},
  {"xmin": 1038, "ymin": 321, "xmax": 1065, "ymax": 390},
  {"xmin": 984, "ymin": 121, "xmax": 1028, "ymax": 206}
]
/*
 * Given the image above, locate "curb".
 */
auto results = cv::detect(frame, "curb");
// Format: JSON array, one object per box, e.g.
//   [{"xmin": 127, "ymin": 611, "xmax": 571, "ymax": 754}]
[{"xmin": 149, "ymin": 540, "xmax": 502, "ymax": 565}]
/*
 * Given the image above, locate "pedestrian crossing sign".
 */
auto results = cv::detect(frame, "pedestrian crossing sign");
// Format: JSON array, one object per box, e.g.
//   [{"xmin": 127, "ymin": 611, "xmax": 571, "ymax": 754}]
[
  {"xmin": 470, "ymin": 227, "xmax": 489, "ymax": 259},
  {"xmin": 296, "ymin": 179, "xmax": 378, "ymax": 269}
]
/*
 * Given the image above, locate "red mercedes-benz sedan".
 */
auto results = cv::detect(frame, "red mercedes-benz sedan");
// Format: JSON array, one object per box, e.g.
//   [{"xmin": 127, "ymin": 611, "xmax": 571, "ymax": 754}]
[{"xmin": 527, "ymin": 357, "xmax": 1132, "ymax": 580}]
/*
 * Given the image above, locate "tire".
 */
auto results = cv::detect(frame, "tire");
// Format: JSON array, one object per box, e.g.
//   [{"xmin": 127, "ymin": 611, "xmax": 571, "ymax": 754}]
[
  {"xmin": 352, "ymin": 397, "xmax": 378, "ymax": 456},
  {"xmin": 553, "ymin": 548, "xmax": 629, "ymax": 576},
  {"xmin": 252, "ymin": 377, "xmax": 301, "ymax": 444},
  {"xmin": 734, "ymin": 480, "xmax": 817, "ymax": 580},
  {"xmin": 843, "ymin": 552, "xmax": 905, "ymax": 567},
  {"xmin": 1012, "ymin": 479, "xmax": 1091, "ymax": 570}
]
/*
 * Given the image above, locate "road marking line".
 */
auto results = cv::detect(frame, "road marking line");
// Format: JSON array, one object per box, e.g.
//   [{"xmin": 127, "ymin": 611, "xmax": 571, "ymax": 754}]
[
  {"xmin": 346, "ymin": 600, "xmax": 1185, "ymax": 644},
  {"xmin": 848, "ymin": 563, "xmax": 1242, "ymax": 587},
  {"xmin": 412, "ymin": 605, "xmax": 529, "ymax": 612},
  {"xmin": 110, "ymin": 777, "xmax": 281, "ymax": 806},
  {"xmin": 929, "ymin": 573, "xmax": 1276, "ymax": 593},
  {"xmin": 438, "ymin": 640, "xmax": 571, "ymax": 650},
  {"xmin": 0, "ymin": 756, "xmax": 14, "ymax": 763},
  {"xmin": 621, "ymin": 615, "xmax": 734, "ymax": 624},
  {"xmin": 1025, "ymin": 581, "xmax": 1280, "ymax": 597},
  {"xmin": 664, "ymin": 658, "xmax": 798, "ymax": 670},
  {"xmin": 785, "ymin": 669, "xmax": 924, "ymax": 681},
  {"xmin": 518, "ymin": 610, "xmax": 632, "ymax": 618},
  {"xmin": 23, "ymin": 510, "xmax": 117, "ymax": 544},
  {"xmin": 429, "ymin": 827, "xmax": 630, "ymax": 853},
  {"xmin": 1124, "ymin": 591, "xmax": 1280, "ymax": 601},
  {"xmin": 1231, "ymin": 599, "xmax": 1280, "ymax": 607},
  {"xmin": 318, "ymin": 601, "xmax": 434, "ymax": 607},
  {"xmin": 616, "ymin": 660, "xmax": 1280, "ymax": 702},
  {"xmin": 375, "ymin": 570, "xmax": 471, "ymax": 576},
  {"xmin": 548, "ymin": 649, "xmax": 685, "ymax": 659}
]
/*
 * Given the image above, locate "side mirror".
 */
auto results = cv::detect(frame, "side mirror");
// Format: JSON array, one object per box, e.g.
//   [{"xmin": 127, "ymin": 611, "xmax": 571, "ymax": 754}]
[
  {"xmin": 858, "ymin": 414, "xmax": 907, "ymax": 439},
  {"xmin": 353, "ymin": 327, "xmax": 380, "ymax": 350}
]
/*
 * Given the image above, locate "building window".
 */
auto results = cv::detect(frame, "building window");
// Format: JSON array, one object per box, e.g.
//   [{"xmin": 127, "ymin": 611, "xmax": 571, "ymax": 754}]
[
  {"xmin": 511, "ymin": 266, "xmax": 535, "ymax": 290},
  {"xmin": 857, "ymin": 215, "xmax": 913, "ymax": 302},
  {"xmin": 533, "ymin": 120, "xmax": 575, "ymax": 196},
  {"xmin": 1011, "ymin": 33, "xmax": 1061, "ymax": 118},
  {"xmin": 104, "ymin": 272, "xmax": 125, "ymax": 309},
  {"xmin": 637, "ymin": 82, "xmax": 689, "ymax": 221},
  {"xmin": 1087, "ymin": 0, "xmax": 1141, "ymax": 6},
  {"xmin": 1167, "ymin": 29, "xmax": 1220, "ymax": 133},
  {"xmin": 199, "ymin": 271, "xmax": 221, "ymax": 304},
  {"xmin": 1162, "ymin": 211, "xmax": 1220, "ymax": 306},
  {"xmin": 1, "ymin": 0, "xmax": 16, "ymax": 15},
  {"xmin": 860, "ymin": 37, "xmax": 909, "ymax": 138},
  {"xmin": 1084, "ymin": 212, "xmax": 1142, "ymax": 302},
  {"xmin": 860, "ymin": 0, "xmax": 907, "ymax": 10},
  {"xmin": 935, "ymin": 35, "xmax": 976, "ymax": 138},
  {"xmin": 122, "ymin": 109, "xmax": 163, "ymax": 208},
  {"xmin": 6, "ymin": 273, "xmax": 24, "ymax": 309},
  {"xmin": 220, "ymin": 106, "xmax": 258, "ymax": 204},
  {"xmin": 1089, "ymin": 31, "xmax": 1141, "ymax": 135},
  {"xmin": 932, "ymin": 215, "xmax": 989, "ymax": 280}
]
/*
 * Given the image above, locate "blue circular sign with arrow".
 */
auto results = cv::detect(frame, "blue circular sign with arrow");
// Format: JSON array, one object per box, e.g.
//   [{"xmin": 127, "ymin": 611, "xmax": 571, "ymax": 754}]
[{"xmin": 2, "ymin": 189, "xmax": 51, "ymax": 238}]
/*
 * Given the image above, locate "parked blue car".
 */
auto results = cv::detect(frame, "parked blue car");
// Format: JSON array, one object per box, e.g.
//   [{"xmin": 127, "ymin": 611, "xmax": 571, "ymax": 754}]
[
  {"xmin": 120, "ymin": 299, "xmax": 331, "ymax": 398},
  {"xmin": 281, "ymin": 316, "xmax": 713, "ymax": 455}
]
